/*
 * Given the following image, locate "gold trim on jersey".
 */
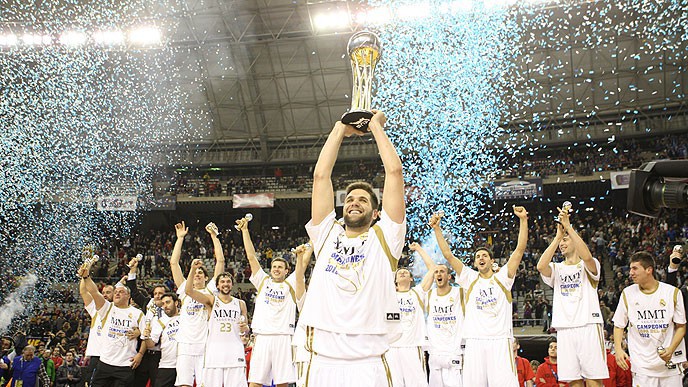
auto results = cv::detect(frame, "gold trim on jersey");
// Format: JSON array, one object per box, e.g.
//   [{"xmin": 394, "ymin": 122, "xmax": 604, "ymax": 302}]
[
  {"xmin": 417, "ymin": 346, "xmax": 426, "ymax": 374},
  {"xmin": 596, "ymin": 323, "xmax": 605, "ymax": 359},
  {"xmin": 508, "ymin": 339, "xmax": 516, "ymax": 376},
  {"xmin": 100, "ymin": 304, "xmax": 113, "ymax": 327},
  {"xmin": 584, "ymin": 264, "xmax": 599, "ymax": 289},
  {"xmin": 459, "ymin": 288, "xmax": 465, "ymax": 315},
  {"xmin": 674, "ymin": 287, "xmax": 679, "ymax": 309},
  {"xmin": 622, "ymin": 290, "xmax": 628, "ymax": 310},
  {"xmin": 372, "ymin": 224, "xmax": 398, "ymax": 272},
  {"xmin": 381, "ymin": 353, "xmax": 393, "ymax": 387},
  {"xmin": 410, "ymin": 288, "xmax": 426, "ymax": 313},
  {"xmin": 257, "ymin": 275, "xmax": 297, "ymax": 304},
  {"xmin": 493, "ymin": 276, "xmax": 512, "ymax": 303}
]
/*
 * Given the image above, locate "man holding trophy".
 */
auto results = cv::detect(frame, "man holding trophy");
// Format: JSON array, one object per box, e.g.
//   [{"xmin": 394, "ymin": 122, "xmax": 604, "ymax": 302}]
[
  {"xmin": 536, "ymin": 203, "xmax": 609, "ymax": 386},
  {"xmin": 298, "ymin": 31, "xmax": 406, "ymax": 386}
]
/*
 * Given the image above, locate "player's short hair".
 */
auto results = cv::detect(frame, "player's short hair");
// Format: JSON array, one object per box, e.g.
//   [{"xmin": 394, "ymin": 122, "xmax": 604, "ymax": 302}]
[
  {"xmin": 215, "ymin": 272, "xmax": 235, "ymax": 287},
  {"xmin": 161, "ymin": 292, "xmax": 179, "ymax": 303},
  {"xmin": 345, "ymin": 181, "xmax": 379, "ymax": 210},
  {"xmin": 271, "ymin": 257, "xmax": 290, "ymax": 271},
  {"xmin": 630, "ymin": 251, "xmax": 655, "ymax": 272},
  {"xmin": 473, "ymin": 246, "xmax": 494, "ymax": 260},
  {"xmin": 194, "ymin": 265, "xmax": 210, "ymax": 278},
  {"xmin": 152, "ymin": 284, "xmax": 169, "ymax": 293},
  {"xmin": 394, "ymin": 267, "xmax": 415, "ymax": 286}
]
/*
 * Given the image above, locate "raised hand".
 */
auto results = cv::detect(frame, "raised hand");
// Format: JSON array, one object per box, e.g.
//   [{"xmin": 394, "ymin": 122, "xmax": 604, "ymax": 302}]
[
  {"xmin": 513, "ymin": 205, "xmax": 528, "ymax": 220},
  {"xmin": 205, "ymin": 222, "xmax": 219, "ymax": 238},
  {"xmin": 428, "ymin": 212, "xmax": 443, "ymax": 229},
  {"xmin": 175, "ymin": 221, "xmax": 189, "ymax": 239}
]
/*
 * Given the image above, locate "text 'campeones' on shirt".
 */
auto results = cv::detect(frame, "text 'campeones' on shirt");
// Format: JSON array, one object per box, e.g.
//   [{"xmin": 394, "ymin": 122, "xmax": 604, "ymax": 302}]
[{"xmin": 541, "ymin": 258, "xmax": 603, "ymax": 328}]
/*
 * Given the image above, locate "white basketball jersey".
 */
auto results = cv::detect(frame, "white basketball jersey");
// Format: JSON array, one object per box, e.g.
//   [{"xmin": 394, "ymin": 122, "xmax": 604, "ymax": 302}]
[
  {"xmin": 205, "ymin": 296, "xmax": 246, "ymax": 368},
  {"xmin": 250, "ymin": 270, "xmax": 297, "ymax": 335},
  {"xmin": 457, "ymin": 266, "xmax": 515, "ymax": 339},
  {"xmin": 542, "ymin": 259, "xmax": 604, "ymax": 328},
  {"xmin": 613, "ymin": 282, "xmax": 687, "ymax": 378},
  {"xmin": 392, "ymin": 285, "xmax": 429, "ymax": 348},
  {"xmin": 84, "ymin": 301, "xmax": 104, "ymax": 357},
  {"xmin": 426, "ymin": 286, "xmax": 464, "ymax": 355},
  {"xmin": 176, "ymin": 280, "xmax": 213, "ymax": 344},
  {"xmin": 150, "ymin": 314, "xmax": 180, "ymax": 369}
]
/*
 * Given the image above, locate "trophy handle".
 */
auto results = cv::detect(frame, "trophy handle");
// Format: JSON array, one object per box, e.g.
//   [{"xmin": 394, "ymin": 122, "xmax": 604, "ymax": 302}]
[{"xmin": 341, "ymin": 109, "xmax": 374, "ymax": 131}]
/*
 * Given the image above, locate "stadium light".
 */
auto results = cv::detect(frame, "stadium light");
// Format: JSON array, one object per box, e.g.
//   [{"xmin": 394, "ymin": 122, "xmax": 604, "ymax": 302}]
[
  {"xmin": 22, "ymin": 33, "xmax": 51, "ymax": 45},
  {"xmin": 128, "ymin": 26, "xmax": 162, "ymax": 46},
  {"xmin": 313, "ymin": 11, "xmax": 351, "ymax": 31},
  {"xmin": 356, "ymin": 6, "xmax": 392, "ymax": 26},
  {"xmin": 397, "ymin": 3, "xmax": 431, "ymax": 20},
  {"xmin": 93, "ymin": 30, "xmax": 125, "ymax": 45},
  {"xmin": 59, "ymin": 31, "xmax": 88, "ymax": 46},
  {"xmin": 0, "ymin": 34, "xmax": 18, "ymax": 46},
  {"xmin": 439, "ymin": 0, "xmax": 474, "ymax": 14}
]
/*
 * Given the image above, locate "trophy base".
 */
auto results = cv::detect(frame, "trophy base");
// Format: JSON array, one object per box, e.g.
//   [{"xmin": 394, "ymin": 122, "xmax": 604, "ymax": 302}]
[{"xmin": 341, "ymin": 110, "xmax": 374, "ymax": 132}]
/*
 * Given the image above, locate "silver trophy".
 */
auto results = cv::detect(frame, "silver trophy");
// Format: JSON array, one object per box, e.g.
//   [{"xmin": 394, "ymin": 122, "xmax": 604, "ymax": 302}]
[
  {"xmin": 341, "ymin": 30, "xmax": 381, "ymax": 132},
  {"xmin": 234, "ymin": 213, "xmax": 253, "ymax": 231},
  {"xmin": 206, "ymin": 222, "xmax": 220, "ymax": 237},
  {"xmin": 656, "ymin": 346, "xmax": 676, "ymax": 369},
  {"xmin": 672, "ymin": 245, "xmax": 684, "ymax": 265},
  {"xmin": 84, "ymin": 254, "xmax": 100, "ymax": 266},
  {"xmin": 291, "ymin": 242, "xmax": 312, "ymax": 254},
  {"xmin": 555, "ymin": 201, "xmax": 573, "ymax": 224},
  {"xmin": 127, "ymin": 253, "xmax": 144, "ymax": 268}
]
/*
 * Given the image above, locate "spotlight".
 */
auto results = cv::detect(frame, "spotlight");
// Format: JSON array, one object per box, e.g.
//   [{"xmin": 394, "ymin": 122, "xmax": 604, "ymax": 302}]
[
  {"xmin": 59, "ymin": 31, "xmax": 88, "ymax": 46},
  {"xmin": 128, "ymin": 26, "xmax": 162, "ymax": 46},
  {"xmin": 313, "ymin": 11, "xmax": 350, "ymax": 31},
  {"xmin": 0, "ymin": 34, "xmax": 18, "ymax": 46},
  {"xmin": 22, "ymin": 34, "xmax": 51, "ymax": 45},
  {"xmin": 356, "ymin": 6, "xmax": 392, "ymax": 26},
  {"xmin": 93, "ymin": 30, "xmax": 125, "ymax": 45},
  {"xmin": 397, "ymin": 3, "xmax": 431, "ymax": 20}
]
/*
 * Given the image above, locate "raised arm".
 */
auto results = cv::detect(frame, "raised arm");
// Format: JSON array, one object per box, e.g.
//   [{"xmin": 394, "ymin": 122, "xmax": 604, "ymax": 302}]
[
  {"xmin": 126, "ymin": 259, "xmax": 150, "ymax": 309},
  {"xmin": 430, "ymin": 212, "xmax": 464, "ymax": 277},
  {"xmin": 506, "ymin": 206, "xmax": 529, "ymax": 279},
  {"xmin": 78, "ymin": 265, "xmax": 105, "ymax": 310},
  {"xmin": 536, "ymin": 223, "xmax": 564, "ymax": 278},
  {"xmin": 170, "ymin": 222, "xmax": 189, "ymax": 287},
  {"xmin": 409, "ymin": 242, "xmax": 437, "ymax": 291},
  {"xmin": 184, "ymin": 259, "xmax": 214, "ymax": 308},
  {"xmin": 312, "ymin": 122, "xmax": 349, "ymax": 225},
  {"xmin": 369, "ymin": 110, "xmax": 405, "ymax": 223},
  {"xmin": 79, "ymin": 264, "xmax": 93, "ymax": 307},
  {"xmin": 294, "ymin": 242, "xmax": 314, "ymax": 300},
  {"xmin": 206, "ymin": 222, "xmax": 225, "ymax": 280},
  {"xmin": 558, "ymin": 208, "xmax": 596, "ymax": 275},
  {"xmin": 237, "ymin": 217, "xmax": 262, "ymax": 275}
]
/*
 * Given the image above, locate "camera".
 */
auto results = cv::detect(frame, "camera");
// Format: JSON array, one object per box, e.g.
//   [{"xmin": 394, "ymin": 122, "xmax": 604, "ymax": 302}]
[{"xmin": 627, "ymin": 160, "xmax": 688, "ymax": 218}]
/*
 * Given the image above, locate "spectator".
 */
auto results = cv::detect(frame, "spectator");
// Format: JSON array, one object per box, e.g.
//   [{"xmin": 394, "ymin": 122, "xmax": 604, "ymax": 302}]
[
  {"xmin": 55, "ymin": 350, "xmax": 81, "ymax": 387},
  {"xmin": 535, "ymin": 340, "xmax": 569, "ymax": 387}
]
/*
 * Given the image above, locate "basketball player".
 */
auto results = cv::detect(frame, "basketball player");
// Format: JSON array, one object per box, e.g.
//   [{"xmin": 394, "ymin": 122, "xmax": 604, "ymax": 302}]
[
  {"xmin": 170, "ymin": 221, "xmax": 225, "ymax": 387},
  {"xmin": 388, "ymin": 242, "xmax": 436, "ymax": 387},
  {"xmin": 428, "ymin": 259, "xmax": 464, "ymax": 387},
  {"xmin": 537, "ymin": 207, "xmax": 608, "ymax": 386},
  {"xmin": 127, "ymin": 257, "xmax": 167, "ymax": 387},
  {"xmin": 433, "ymin": 206, "xmax": 528, "ymax": 387},
  {"xmin": 300, "ymin": 110, "xmax": 405, "ymax": 386},
  {"xmin": 237, "ymin": 217, "xmax": 299, "ymax": 387},
  {"xmin": 78, "ymin": 265, "xmax": 144, "ymax": 386},
  {"xmin": 291, "ymin": 243, "xmax": 313, "ymax": 387},
  {"xmin": 184, "ymin": 259, "xmax": 249, "ymax": 387},
  {"xmin": 79, "ymin": 266, "xmax": 114, "ymax": 385},
  {"xmin": 613, "ymin": 251, "xmax": 686, "ymax": 387},
  {"xmin": 142, "ymin": 293, "xmax": 180, "ymax": 387}
]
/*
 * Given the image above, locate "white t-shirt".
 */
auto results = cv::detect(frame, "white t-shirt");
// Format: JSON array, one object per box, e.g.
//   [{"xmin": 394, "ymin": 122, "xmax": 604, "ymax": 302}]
[
  {"xmin": 150, "ymin": 314, "xmax": 180, "ymax": 369},
  {"xmin": 541, "ymin": 259, "xmax": 603, "ymax": 328},
  {"xmin": 176, "ymin": 280, "xmax": 215, "ymax": 345},
  {"xmin": 205, "ymin": 296, "xmax": 246, "ymax": 368},
  {"xmin": 392, "ymin": 285, "xmax": 429, "ymax": 348},
  {"xmin": 96, "ymin": 301, "xmax": 144, "ymax": 367},
  {"xmin": 300, "ymin": 210, "xmax": 405, "ymax": 358},
  {"xmin": 457, "ymin": 266, "xmax": 515, "ymax": 339},
  {"xmin": 426, "ymin": 286, "xmax": 464, "ymax": 355},
  {"xmin": 613, "ymin": 282, "xmax": 687, "ymax": 378},
  {"xmin": 84, "ymin": 301, "xmax": 104, "ymax": 357},
  {"xmin": 250, "ymin": 270, "xmax": 297, "ymax": 335}
]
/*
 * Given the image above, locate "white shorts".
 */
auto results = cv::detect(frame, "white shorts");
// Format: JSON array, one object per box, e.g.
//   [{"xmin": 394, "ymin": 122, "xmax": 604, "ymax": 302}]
[
  {"xmin": 463, "ymin": 338, "xmax": 518, "ymax": 387},
  {"xmin": 387, "ymin": 347, "xmax": 428, "ymax": 387},
  {"xmin": 428, "ymin": 353, "xmax": 461, "ymax": 387},
  {"xmin": 304, "ymin": 353, "xmax": 392, "ymax": 387},
  {"xmin": 632, "ymin": 372, "xmax": 682, "ymax": 387},
  {"xmin": 202, "ymin": 367, "xmax": 247, "ymax": 387},
  {"xmin": 556, "ymin": 324, "xmax": 609, "ymax": 381},
  {"xmin": 248, "ymin": 334, "xmax": 296, "ymax": 385},
  {"xmin": 175, "ymin": 353, "xmax": 204, "ymax": 386}
]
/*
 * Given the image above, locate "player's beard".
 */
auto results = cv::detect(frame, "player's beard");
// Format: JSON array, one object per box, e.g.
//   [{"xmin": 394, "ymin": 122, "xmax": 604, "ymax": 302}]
[{"xmin": 343, "ymin": 210, "xmax": 373, "ymax": 229}]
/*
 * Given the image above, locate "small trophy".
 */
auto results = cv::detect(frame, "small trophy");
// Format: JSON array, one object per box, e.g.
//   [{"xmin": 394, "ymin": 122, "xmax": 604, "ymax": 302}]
[
  {"xmin": 672, "ymin": 245, "xmax": 684, "ymax": 265},
  {"xmin": 657, "ymin": 346, "xmax": 676, "ymax": 369},
  {"xmin": 206, "ymin": 222, "xmax": 220, "ymax": 237},
  {"xmin": 84, "ymin": 254, "xmax": 100, "ymax": 266},
  {"xmin": 234, "ymin": 213, "xmax": 253, "ymax": 231},
  {"xmin": 128, "ymin": 253, "xmax": 144, "ymax": 268},
  {"xmin": 291, "ymin": 242, "xmax": 312, "ymax": 254},
  {"xmin": 555, "ymin": 201, "xmax": 573, "ymax": 224},
  {"xmin": 341, "ymin": 30, "xmax": 381, "ymax": 132}
]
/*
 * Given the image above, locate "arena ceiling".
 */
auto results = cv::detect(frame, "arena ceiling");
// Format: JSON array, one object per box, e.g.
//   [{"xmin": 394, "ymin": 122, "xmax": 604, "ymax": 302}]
[{"xmin": 159, "ymin": 0, "xmax": 687, "ymax": 165}]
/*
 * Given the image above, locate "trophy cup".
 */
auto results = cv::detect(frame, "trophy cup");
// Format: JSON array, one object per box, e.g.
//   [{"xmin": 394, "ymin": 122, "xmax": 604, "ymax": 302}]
[
  {"xmin": 234, "ymin": 213, "xmax": 253, "ymax": 231},
  {"xmin": 341, "ymin": 30, "xmax": 382, "ymax": 132},
  {"xmin": 555, "ymin": 201, "xmax": 573, "ymax": 224}
]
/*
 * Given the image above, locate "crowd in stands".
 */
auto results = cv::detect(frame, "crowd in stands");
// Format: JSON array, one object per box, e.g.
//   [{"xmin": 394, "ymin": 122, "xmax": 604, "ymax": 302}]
[{"xmin": 161, "ymin": 132, "xmax": 688, "ymax": 198}]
